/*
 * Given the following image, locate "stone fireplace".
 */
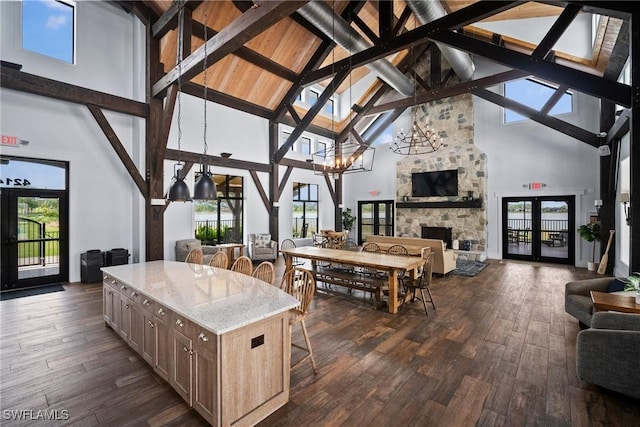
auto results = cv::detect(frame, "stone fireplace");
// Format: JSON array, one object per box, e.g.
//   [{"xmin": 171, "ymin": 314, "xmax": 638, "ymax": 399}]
[{"xmin": 396, "ymin": 91, "xmax": 487, "ymax": 253}]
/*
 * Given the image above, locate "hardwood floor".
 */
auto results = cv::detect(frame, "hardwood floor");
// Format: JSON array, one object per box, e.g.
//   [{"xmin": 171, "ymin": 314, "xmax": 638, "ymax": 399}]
[{"xmin": 1, "ymin": 259, "xmax": 638, "ymax": 426}]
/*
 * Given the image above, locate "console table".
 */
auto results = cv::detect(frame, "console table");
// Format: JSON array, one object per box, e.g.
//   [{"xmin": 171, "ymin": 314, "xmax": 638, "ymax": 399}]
[
  {"xmin": 101, "ymin": 261, "xmax": 298, "ymax": 426},
  {"xmin": 591, "ymin": 291, "xmax": 640, "ymax": 314}
]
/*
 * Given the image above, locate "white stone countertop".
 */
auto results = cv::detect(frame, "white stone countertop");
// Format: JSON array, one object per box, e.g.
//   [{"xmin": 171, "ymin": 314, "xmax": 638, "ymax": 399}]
[{"xmin": 101, "ymin": 260, "xmax": 298, "ymax": 334}]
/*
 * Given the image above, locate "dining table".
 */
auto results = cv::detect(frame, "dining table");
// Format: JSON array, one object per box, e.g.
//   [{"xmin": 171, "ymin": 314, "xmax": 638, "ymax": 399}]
[{"xmin": 281, "ymin": 246, "xmax": 425, "ymax": 314}]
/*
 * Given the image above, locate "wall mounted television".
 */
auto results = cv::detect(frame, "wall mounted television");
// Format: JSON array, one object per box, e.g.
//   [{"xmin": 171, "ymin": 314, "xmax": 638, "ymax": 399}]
[{"xmin": 411, "ymin": 170, "xmax": 458, "ymax": 197}]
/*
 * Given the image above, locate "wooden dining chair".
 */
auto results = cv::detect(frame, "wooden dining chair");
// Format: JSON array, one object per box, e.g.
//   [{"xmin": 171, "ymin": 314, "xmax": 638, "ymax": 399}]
[
  {"xmin": 280, "ymin": 268, "xmax": 317, "ymax": 374},
  {"xmin": 208, "ymin": 251, "xmax": 229, "ymax": 269},
  {"xmin": 230, "ymin": 256, "xmax": 253, "ymax": 276},
  {"xmin": 387, "ymin": 244, "xmax": 409, "ymax": 256},
  {"xmin": 185, "ymin": 248, "xmax": 204, "ymax": 264},
  {"xmin": 252, "ymin": 261, "xmax": 275, "ymax": 285},
  {"xmin": 403, "ymin": 252, "xmax": 436, "ymax": 316},
  {"xmin": 281, "ymin": 239, "xmax": 303, "ymax": 266},
  {"xmin": 361, "ymin": 242, "xmax": 382, "ymax": 276}
]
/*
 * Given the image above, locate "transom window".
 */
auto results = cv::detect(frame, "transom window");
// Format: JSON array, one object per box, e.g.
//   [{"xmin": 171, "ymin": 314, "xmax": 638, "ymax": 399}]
[
  {"xmin": 504, "ymin": 78, "xmax": 573, "ymax": 124},
  {"xmin": 22, "ymin": 0, "xmax": 75, "ymax": 64}
]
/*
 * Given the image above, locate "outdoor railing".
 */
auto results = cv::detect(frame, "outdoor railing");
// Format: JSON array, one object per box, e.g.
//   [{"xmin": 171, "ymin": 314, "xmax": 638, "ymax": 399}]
[
  {"xmin": 507, "ymin": 219, "xmax": 569, "ymax": 242},
  {"xmin": 194, "ymin": 219, "xmax": 241, "ymax": 243},
  {"xmin": 17, "ymin": 217, "xmax": 60, "ymax": 267}
]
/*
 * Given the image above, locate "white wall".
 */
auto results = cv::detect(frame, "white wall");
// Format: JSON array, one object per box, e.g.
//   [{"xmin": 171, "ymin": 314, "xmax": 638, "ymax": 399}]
[
  {"xmin": 0, "ymin": 1, "xmax": 145, "ymax": 282},
  {"xmin": 472, "ymin": 58, "xmax": 601, "ymax": 264}
]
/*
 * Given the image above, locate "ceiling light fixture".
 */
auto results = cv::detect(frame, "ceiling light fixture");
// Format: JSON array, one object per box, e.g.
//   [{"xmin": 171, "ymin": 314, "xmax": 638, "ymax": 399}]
[
  {"xmin": 193, "ymin": 5, "xmax": 217, "ymax": 200},
  {"xmin": 167, "ymin": 5, "xmax": 192, "ymax": 202}
]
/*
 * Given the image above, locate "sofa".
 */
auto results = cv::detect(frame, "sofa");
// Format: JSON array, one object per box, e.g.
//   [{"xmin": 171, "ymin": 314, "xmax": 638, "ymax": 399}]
[
  {"xmin": 576, "ymin": 311, "xmax": 640, "ymax": 399},
  {"xmin": 365, "ymin": 235, "xmax": 456, "ymax": 275},
  {"xmin": 248, "ymin": 233, "xmax": 278, "ymax": 262},
  {"xmin": 565, "ymin": 277, "xmax": 613, "ymax": 327},
  {"xmin": 175, "ymin": 239, "xmax": 219, "ymax": 264}
]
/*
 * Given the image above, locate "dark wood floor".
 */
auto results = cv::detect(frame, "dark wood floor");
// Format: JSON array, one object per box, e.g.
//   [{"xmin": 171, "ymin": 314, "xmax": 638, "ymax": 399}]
[{"xmin": 1, "ymin": 259, "xmax": 638, "ymax": 426}]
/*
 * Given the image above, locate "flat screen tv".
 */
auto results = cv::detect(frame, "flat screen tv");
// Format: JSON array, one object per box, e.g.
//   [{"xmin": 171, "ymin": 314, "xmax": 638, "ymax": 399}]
[{"xmin": 411, "ymin": 170, "xmax": 458, "ymax": 197}]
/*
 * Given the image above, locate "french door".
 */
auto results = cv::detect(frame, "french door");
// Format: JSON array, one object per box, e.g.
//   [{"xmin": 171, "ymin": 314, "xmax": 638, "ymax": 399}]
[
  {"xmin": 1, "ymin": 189, "xmax": 69, "ymax": 290},
  {"xmin": 502, "ymin": 196, "xmax": 574, "ymax": 264},
  {"xmin": 357, "ymin": 200, "xmax": 394, "ymax": 245}
]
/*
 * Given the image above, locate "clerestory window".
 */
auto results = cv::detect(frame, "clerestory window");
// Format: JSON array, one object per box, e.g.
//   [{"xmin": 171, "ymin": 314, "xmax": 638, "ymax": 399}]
[{"xmin": 22, "ymin": 0, "xmax": 75, "ymax": 64}]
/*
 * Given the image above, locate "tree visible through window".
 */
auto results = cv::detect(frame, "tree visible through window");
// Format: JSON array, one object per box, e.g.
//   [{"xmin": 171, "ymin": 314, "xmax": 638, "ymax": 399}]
[
  {"xmin": 504, "ymin": 78, "xmax": 572, "ymax": 123},
  {"xmin": 22, "ymin": 0, "xmax": 75, "ymax": 64},
  {"xmin": 293, "ymin": 183, "xmax": 318, "ymax": 238}
]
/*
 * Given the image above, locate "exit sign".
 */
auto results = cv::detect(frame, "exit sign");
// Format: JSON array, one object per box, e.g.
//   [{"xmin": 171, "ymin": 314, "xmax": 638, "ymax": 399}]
[
  {"xmin": 529, "ymin": 182, "xmax": 546, "ymax": 190},
  {"xmin": 1, "ymin": 135, "xmax": 29, "ymax": 147}
]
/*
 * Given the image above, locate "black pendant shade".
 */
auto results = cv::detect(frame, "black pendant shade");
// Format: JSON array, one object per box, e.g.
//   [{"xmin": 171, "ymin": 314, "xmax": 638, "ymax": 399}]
[
  {"xmin": 167, "ymin": 176, "xmax": 192, "ymax": 202},
  {"xmin": 193, "ymin": 167, "xmax": 217, "ymax": 200}
]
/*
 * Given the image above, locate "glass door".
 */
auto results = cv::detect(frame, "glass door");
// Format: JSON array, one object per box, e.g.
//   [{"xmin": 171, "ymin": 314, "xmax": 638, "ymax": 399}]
[
  {"xmin": 357, "ymin": 200, "xmax": 394, "ymax": 245},
  {"xmin": 502, "ymin": 196, "xmax": 574, "ymax": 264}
]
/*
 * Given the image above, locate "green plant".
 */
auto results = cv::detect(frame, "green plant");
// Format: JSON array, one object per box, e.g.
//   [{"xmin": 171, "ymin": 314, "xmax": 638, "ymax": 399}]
[
  {"xmin": 342, "ymin": 207, "xmax": 356, "ymax": 231},
  {"xmin": 195, "ymin": 225, "xmax": 217, "ymax": 242},
  {"xmin": 621, "ymin": 272, "xmax": 640, "ymax": 293},
  {"xmin": 577, "ymin": 222, "xmax": 601, "ymax": 262}
]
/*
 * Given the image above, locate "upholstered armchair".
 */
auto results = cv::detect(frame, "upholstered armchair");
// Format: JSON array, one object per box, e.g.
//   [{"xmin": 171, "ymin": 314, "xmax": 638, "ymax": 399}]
[
  {"xmin": 175, "ymin": 239, "xmax": 218, "ymax": 264},
  {"xmin": 565, "ymin": 277, "xmax": 613, "ymax": 327},
  {"xmin": 248, "ymin": 233, "xmax": 278, "ymax": 262},
  {"xmin": 576, "ymin": 311, "xmax": 640, "ymax": 399}
]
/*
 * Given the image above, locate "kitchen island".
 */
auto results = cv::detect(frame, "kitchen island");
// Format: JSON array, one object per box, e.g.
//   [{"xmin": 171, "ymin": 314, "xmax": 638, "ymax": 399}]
[{"xmin": 101, "ymin": 261, "xmax": 298, "ymax": 426}]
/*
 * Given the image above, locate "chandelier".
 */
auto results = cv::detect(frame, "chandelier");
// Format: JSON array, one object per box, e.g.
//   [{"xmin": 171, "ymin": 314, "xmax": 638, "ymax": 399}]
[
  {"xmin": 311, "ymin": 135, "xmax": 375, "ymax": 175},
  {"xmin": 390, "ymin": 110, "xmax": 442, "ymax": 155}
]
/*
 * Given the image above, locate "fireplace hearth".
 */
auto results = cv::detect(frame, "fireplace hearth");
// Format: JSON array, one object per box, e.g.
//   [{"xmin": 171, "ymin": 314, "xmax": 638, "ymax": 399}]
[{"xmin": 422, "ymin": 226, "xmax": 453, "ymax": 249}]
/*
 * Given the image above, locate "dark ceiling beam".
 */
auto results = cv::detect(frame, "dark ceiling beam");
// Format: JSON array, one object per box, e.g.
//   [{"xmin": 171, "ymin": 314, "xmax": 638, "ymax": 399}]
[
  {"xmin": 279, "ymin": 158, "xmax": 314, "ymax": 171},
  {"xmin": 165, "ymin": 148, "xmax": 271, "ymax": 173},
  {"xmin": 87, "ymin": 104, "xmax": 148, "ymax": 198},
  {"xmin": 393, "ymin": 6, "xmax": 412, "ymax": 36},
  {"xmin": 362, "ymin": 107, "xmax": 406, "ymax": 146},
  {"xmin": 367, "ymin": 69, "xmax": 528, "ymax": 115},
  {"xmin": 0, "ymin": 66, "xmax": 148, "ymax": 117},
  {"xmin": 111, "ymin": 1, "xmax": 157, "ymax": 24},
  {"xmin": 537, "ymin": 1, "xmax": 633, "ymax": 19},
  {"xmin": 604, "ymin": 19, "xmax": 630, "ymax": 81},
  {"xmin": 300, "ymin": 0, "xmax": 523, "ymax": 86},
  {"xmin": 191, "ymin": 20, "xmax": 298, "ymax": 82},
  {"xmin": 152, "ymin": 1, "xmax": 308, "ymax": 97},
  {"xmin": 181, "ymin": 82, "xmax": 272, "ymax": 119},
  {"xmin": 277, "ymin": 165, "xmax": 294, "ymax": 198},
  {"xmin": 539, "ymin": 84, "xmax": 569, "ymax": 115},
  {"xmin": 378, "ymin": 0, "xmax": 393, "ymax": 41},
  {"xmin": 429, "ymin": 31, "xmax": 631, "ymax": 107},
  {"xmin": 151, "ymin": 0, "xmax": 202, "ymax": 39},
  {"xmin": 472, "ymin": 88, "xmax": 599, "ymax": 146},
  {"xmin": 353, "ymin": 15, "xmax": 380, "ymax": 44},
  {"xmin": 532, "ymin": 3, "xmax": 581, "ymax": 58},
  {"xmin": 274, "ymin": 69, "xmax": 350, "ymax": 162},
  {"xmin": 280, "ymin": 116, "xmax": 336, "ymax": 140},
  {"xmin": 606, "ymin": 109, "xmax": 630, "ymax": 144}
]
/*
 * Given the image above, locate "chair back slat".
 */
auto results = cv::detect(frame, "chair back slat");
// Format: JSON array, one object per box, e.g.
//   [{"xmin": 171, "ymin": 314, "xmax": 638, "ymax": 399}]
[
  {"xmin": 280, "ymin": 268, "xmax": 315, "ymax": 314},
  {"xmin": 208, "ymin": 251, "xmax": 229, "ymax": 269},
  {"xmin": 185, "ymin": 248, "xmax": 204, "ymax": 264},
  {"xmin": 230, "ymin": 256, "xmax": 253, "ymax": 276},
  {"xmin": 252, "ymin": 261, "xmax": 275, "ymax": 285}
]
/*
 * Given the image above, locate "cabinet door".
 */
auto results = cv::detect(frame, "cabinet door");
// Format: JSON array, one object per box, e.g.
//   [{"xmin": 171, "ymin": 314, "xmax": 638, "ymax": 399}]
[
  {"xmin": 129, "ymin": 302, "xmax": 143, "ymax": 354},
  {"xmin": 154, "ymin": 316, "xmax": 171, "ymax": 382},
  {"xmin": 103, "ymin": 285, "xmax": 115, "ymax": 325},
  {"xmin": 118, "ymin": 296, "xmax": 131, "ymax": 340},
  {"xmin": 172, "ymin": 329, "xmax": 193, "ymax": 405},
  {"xmin": 141, "ymin": 312, "xmax": 156, "ymax": 365},
  {"xmin": 194, "ymin": 332, "xmax": 217, "ymax": 424}
]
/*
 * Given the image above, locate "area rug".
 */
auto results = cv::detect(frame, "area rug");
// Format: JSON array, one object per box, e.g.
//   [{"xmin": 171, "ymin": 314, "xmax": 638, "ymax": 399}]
[
  {"xmin": 452, "ymin": 260, "xmax": 488, "ymax": 277},
  {"xmin": 0, "ymin": 284, "xmax": 65, "ymax": 301}
]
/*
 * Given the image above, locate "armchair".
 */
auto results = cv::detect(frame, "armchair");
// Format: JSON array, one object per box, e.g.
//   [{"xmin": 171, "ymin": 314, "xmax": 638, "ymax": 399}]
[
  {"xmin": 248, "ymin": 233, "xmax": 278, "ymax": 262},
  {"xmin": 565, "ymin": 277, "xmax": 613, "ymax": 327},
  {"xmin": 175, "ymin": 239, "xmax": 218, "ymax": 264},
  {"xmin": 576, "ymin": 311, "xmax": 640, "ymax": 399}
]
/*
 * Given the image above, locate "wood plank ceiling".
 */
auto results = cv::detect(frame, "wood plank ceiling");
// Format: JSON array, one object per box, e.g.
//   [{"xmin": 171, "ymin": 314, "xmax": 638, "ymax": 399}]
[{"xmin": 141, "ymin": 0, "xmax": 628, "ymax": 139}]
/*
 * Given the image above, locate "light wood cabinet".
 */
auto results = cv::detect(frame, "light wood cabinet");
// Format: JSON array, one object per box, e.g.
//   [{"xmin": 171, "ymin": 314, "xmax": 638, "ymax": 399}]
[{"xmin": 102, "ymin": 269, "xmax": 292, "ymax": 426}]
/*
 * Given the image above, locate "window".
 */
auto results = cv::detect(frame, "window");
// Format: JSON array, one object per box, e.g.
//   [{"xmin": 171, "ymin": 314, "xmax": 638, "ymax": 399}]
[
  {"xmin": 504, "ymin": 78, "xmax": 573, "ymax": 123},
  {"xmin": 299, "ymin": 137, "xmax": 311, "ymax": 155},
  {"xmin": 22, "ymin": 0, "xmax": 75, "ymax": 64},
  {"xmin": 281, "ymin": 130, "xmax": 294, "ymax": 151},
  {"xmin": 194, "ymin": 175, "xmax": 243, "ymax": 244},
  {"xmin": 325, "ymin": 98, "xmax": 334, "ymax": 115},
  {"xmin": 292, "ymin": 183, "xmax": 318, "ymax": 238},
  {"xmin": 308, "ymin": 90, "xmax": 319, "ymax": 106},
  {"xmin": 317, "ymin": 141, "xmax": 327, "ymax": 158}
]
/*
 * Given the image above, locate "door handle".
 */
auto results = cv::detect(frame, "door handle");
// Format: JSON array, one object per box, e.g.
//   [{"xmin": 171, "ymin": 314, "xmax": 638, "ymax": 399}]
[{"xmin": 2, "ymin": 236, "xmax": 17, "ymax": 245}]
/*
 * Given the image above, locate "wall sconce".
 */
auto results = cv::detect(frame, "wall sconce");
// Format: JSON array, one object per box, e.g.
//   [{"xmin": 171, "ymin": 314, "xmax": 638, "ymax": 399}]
[
  {"xmin": 620, "ymin": 193, "xmax": 630, "ymax": 225},
  {"xmin": 594, "ymin": 199, "xmax": 602, "ymax": 218}
]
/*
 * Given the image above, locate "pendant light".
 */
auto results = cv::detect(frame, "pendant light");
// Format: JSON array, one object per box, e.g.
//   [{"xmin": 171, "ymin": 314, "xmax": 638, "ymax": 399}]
[
  {"xmin": 193, "ymin": 5, "xmax": 217, "ymax": 200},
  {"xmin": 167, "ymin": 5, "xmax": 192, "ymax": 202}
]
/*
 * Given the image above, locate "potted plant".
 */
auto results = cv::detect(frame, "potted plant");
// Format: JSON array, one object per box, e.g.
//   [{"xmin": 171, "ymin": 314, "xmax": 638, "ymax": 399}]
[
  {"xmin": 621, "ymin": 272, "xmax": 640, "ymax": 304},
  {"xmin": 577, "ymin": 222, "xmax": 601, "ymax": 271},
  {"xmin": 341, "ymin": 207, "xmax": 356, "ymax": 232}
]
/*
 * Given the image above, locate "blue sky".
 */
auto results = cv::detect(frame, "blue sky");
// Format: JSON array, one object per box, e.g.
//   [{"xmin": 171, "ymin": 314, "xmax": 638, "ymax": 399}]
[
  {"xmin": 505, "ymin": 78, "xmax": 572, "ymax": 123},
  {"xmin": 22, "ymin": 0, "xmax": 74, "ymax": 63},
  {"xmin": 1, "ymin": 158, "xmax": 66, "ymax": 190}
]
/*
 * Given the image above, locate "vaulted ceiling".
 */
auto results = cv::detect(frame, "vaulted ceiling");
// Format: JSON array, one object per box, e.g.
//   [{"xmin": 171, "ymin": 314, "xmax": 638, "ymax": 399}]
[{"xmin": 132, "ymin": 0, "xmax": 631, "ymax": 145}]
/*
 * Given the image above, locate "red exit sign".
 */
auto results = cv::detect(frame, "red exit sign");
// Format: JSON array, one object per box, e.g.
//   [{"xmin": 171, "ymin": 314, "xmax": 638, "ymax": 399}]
[
  {"xmin": 529, "ymin": 182, "xmax": 546, "ymax": 190},
  {"xmin": 1, "ymin": 135, "xmax": 28, "ymax": 147}
]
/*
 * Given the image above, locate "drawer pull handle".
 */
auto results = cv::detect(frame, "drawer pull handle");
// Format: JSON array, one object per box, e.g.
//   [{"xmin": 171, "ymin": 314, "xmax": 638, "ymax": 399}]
[
  {"xmin": 175, "ymin": 319, "xmax": 184, "ymax": 328},
  {"xmin": 111, "ymin": 280, "xmax": 117, "ymax": 285},
  {"xmin": 103, "ymin": 275, "xmax": 108, "ymax": 280},
  {"xmin": 124, "ymin": 304, "xmax": 129, "ymax": 309},
  {"xmin": 183, "ymin": 346, "xmax": 189, "ymax": 352},
  {"xmin": 148, "ymin": 321, "xmax": 155, "ymax": 328},
  {"xmin": 198, "ymin": 333, "xmax": 208, "ymax": 342},
  {"xmin": 131, "ymin": 292, "xmax": 138, "ymax": 298},
  {"xmin": 143, "ymin": 299, "xmax": 150, "ymax": 306},
  {"xmin": 157, "ymin": 308, "xmax": 165, "ymax": 316},
  {"xmin": 120, "ymin": 285, "xmax": 127, "ymax": 291}
]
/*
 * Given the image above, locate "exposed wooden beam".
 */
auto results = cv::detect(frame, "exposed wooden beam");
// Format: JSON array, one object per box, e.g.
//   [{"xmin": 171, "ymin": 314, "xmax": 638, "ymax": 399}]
[
  {"xmin": 274, "ymin": 69, "xmax": 350, "ymax": 162},
  {"xmin": 277, "ymin": 166, "xmax": 294, "ymax": 199},
  {"xmin": 152, "ymin": 1, "xmax": 308, "ymax": 97},
  {"xmin": 249, "ymin": 169, "xmax": 271, "ymax": 215},
  {"xmin": 279, "ymin": 158, "xmax": 314, "ymax": 171},
  {"xmin": 165, "ymin": 149, "xmax": 271, "ymax": 173},
  {"xmin": 539, "ymin": 84, "xmax": 569, "ymax": 115},
  {"xmin": 1, "ymin": 66, "xmax": 148, "ymax": 117},
  {"xmin": 378, "ymin": 0, "xmax": 393, "ymax": 42},
  {"xmin": 606, "ymin": 108, "xmax": 630, "ymax": 144},
  {"xmin": 393, "ymin": 6, "xmax": 412, "ymax": 36},
  {"xmin": 367, "ymin": 69, "xmax": 528, "ymax": 116},
  {"xmin": 181, "ymin": 82, "xmax": 272, "ymax": 119},
  {"xmin": 430, "ymin": 45, "xmax": 441, "ymax": 88},
  {"xmin": 353, "ymin": 15, "xmax": 379, "ymax": 44},
  {"xmin": 324, "ymin": 174, "xmax": 336, "ymax": 205},
  {"xmin": 87, "ymin": 105, "xmax": 147, "ymax": 198},
  {"xmin": 472, "ymin": 88, "xmax": 599, "ymax": 146},
  {"xmin": 629, "ymin": 9, "xmax": 639, "ymax": 272},
  {"xmin": 151, "ymin": 0, "xmax": 202, "ymax": 39},
  {"xmin": 429, "ymin": 30, "xmax": 631, "ymax": 107},
  {"xmin": 532, "ymin": 4, "xmax": 581, "ymax": 58}
]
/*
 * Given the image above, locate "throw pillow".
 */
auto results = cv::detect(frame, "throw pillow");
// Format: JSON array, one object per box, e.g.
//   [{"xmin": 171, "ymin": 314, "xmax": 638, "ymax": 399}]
[
  {"xmin": 255, "ymin": 234, "xmax": 271, "ymax": 248},
  {"xmin": 607, "ymin": 278, "xmax": 626, "ymax": 292}
]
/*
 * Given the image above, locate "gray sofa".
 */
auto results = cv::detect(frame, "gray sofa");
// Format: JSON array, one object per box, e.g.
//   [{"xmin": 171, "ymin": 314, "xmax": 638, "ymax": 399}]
[
  {"xmin": 565, "ymin": 277, "xmax": 613, "ymax": 327},
  {"xmin": 175, "ymin": 239, "xmax": 219, "ymax": 264},
  {"xmin": 576, "ymin": 311, "xmax": 640, "ymax": 399}
]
